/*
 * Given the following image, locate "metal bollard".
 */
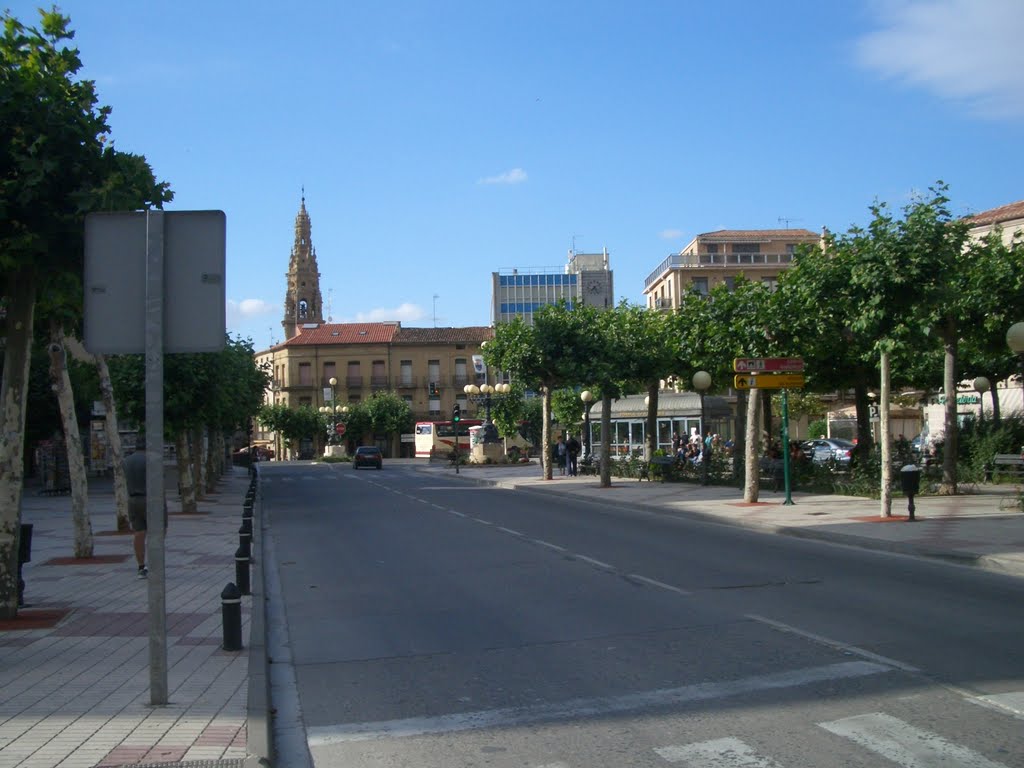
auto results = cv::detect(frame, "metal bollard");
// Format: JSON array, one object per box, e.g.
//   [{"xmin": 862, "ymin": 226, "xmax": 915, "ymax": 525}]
[
  {"xmin": 221, "ymin": 582, "xmax": 242, "ymax": 651},
  {"xmin": 238, "ymin": 521, "xmax": 252, "ymax": 559},
  {"xmin": 235, "ymin": 545, "xmax": 251, "ymax": 595}
]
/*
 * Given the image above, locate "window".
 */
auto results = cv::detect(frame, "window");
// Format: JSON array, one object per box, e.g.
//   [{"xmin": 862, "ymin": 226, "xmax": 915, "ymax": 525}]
[
  {"xmin": 299, "ymin": 363, "xmax": 312, "ymax": 386},
  {"xmin": 428, "ymin": 359, "xmax": 440, "ymax": 388},
  {"xmin": 323, "ymin": 362, "xmax": 336, "ymax": 384},
  {"xmin": 762, "ymin": 276, "xmax": 779, "ymax": 290},
  {"xmin": 298, "ymin": 299, "xmax": 308, "ymax": 319},
  {"xmin": 400, "ymin": 360, "xmax": 413, "ymax": 386},
  {"xmin": 691, "ymin": 277, "xmax": 709, "ymax": 295},
  {"xmin": 705, "ymin": 243, "xmax": 719, "ymax": 254},
  {"xmin": 733, "ymin": 243, "xmax": 761, "ymax": 254}
]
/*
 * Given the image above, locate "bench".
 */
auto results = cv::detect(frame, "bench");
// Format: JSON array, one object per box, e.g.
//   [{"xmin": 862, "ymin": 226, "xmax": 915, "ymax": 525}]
[
  {"xmin": 644, "ymin": 456, "xmax": 678, "ymax": 483},
  {"xmin": 992, "ymin": 454, "xmax": 1024, "ymax": 477}
]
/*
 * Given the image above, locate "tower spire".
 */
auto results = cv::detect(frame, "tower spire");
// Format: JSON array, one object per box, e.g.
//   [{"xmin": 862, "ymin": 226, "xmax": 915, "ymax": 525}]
[{"xmin": 282, "ymin": 194, "xmax": 324, "ymax": 340}]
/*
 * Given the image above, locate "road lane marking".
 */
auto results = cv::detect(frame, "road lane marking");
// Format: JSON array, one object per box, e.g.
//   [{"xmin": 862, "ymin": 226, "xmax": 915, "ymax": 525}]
[
  {"xmin": 575, "ymin": 554, "xmax": 614, "ymax": 570},
  {"xmin": 498, "ymin": 527, "xmax": 524, "ymax": 537},
  {"xmin": 306, "ymin": 661, "xmax": 890, "ymax": 745},
  {"xmin": 533, "ymin": 540, "xmax": 566, "ymax": 552},
  {"xmin": 818, "ymin": 712, "xmax": 1010, "ymax": 768},
  {"xmin": 628, "ymin": 574, "xmax": 692, "ymax": 596},
  {"xmin": 973, "ymin": 692, "xmax": 1024, "ymax": 718},
  {"xmin": 656, "ymin": 736, "xmax": 785, "ymax": 767},
  {"xmin": 747, "ymin": 614, "xmax": 919, "ymax": 673},
  {"xmin": 448, "ymin": 510, "xmax": 468, "ymax": 518}
]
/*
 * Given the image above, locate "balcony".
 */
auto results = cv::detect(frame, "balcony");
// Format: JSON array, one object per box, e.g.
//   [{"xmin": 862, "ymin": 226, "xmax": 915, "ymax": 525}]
[
  {"xmin": 644, "ymin": 252, "xmax": 795, "ymax": 289},
  {"xmin": 346, "ymin": 376, "xmax": 363, "ymax": 388},
  {"xmin": 396, "ymin": 376, "xmax": 419, "ymax": 389},
  {"xmin": 370, "ymin": 375, "xmax": 389, "ymax": 390}
]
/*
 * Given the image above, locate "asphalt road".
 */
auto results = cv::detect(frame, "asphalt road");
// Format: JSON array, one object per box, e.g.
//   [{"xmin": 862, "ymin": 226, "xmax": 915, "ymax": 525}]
[{"xmin": 262, "ymin": 460, "xmax": 1024, "ymax": 768}]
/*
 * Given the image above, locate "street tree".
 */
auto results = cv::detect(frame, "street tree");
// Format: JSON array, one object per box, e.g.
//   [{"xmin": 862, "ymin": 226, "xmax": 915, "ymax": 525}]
[{"xmin": 0, "ymin": 9, "xmax": 168, "ymax": 616}]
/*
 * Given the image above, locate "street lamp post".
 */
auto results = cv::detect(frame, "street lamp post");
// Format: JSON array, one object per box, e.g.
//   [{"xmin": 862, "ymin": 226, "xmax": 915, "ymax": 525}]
[
  {"xmin": 1009, "ymin": 322, "xmax": 1024, "ymax": 372},
  {"xmin": 973, "ymin": 376, "xmax": 990, "ymax": 425},
  {"xmin": 580, "ymin": 390, "xmax": 594, "ymax": 458},
  {"xmin": 463, "ymin": 382, "xmax": 511, "ymax": 443},
  {"xmin": 328, "ymin": 376, "xmax": 338, "ymax": 436},
  {"xmin": 692, "ymin": 371, "xmax": 711, "ymax": 486}
]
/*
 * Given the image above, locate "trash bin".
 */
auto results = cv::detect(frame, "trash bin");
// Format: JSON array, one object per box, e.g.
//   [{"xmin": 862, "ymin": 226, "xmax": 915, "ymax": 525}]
[
  {"xmin": 18, "ymin": 523, "xmax": 33, "ymax": 607},
  {"xmin": 900, "ymin": 464, "xmax": 921, "ymax": 521}
]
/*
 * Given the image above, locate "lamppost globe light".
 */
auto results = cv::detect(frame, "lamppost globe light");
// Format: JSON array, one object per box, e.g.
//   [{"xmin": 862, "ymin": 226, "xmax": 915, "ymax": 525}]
[
  {"xmin": 692, "ymin": 370, "xmax": 711, "ymax": 485},
  {"xmin": 1008, "ymin": 322, "xmax": 1024, "ymax": 355},
  {"xmin": 341, "ymin": 406, "xmax": 349, "ymax": 414},
  {"xmin": 328, "ymin": 376, "xmax": 337, "ymax": 387},
  {"xmin": 973, "ymin": 376, "xmax": 990, "ymax": 394},
  {"xmin": 580, "ymin": 390, "xmax": 593, "ymax": 403}
]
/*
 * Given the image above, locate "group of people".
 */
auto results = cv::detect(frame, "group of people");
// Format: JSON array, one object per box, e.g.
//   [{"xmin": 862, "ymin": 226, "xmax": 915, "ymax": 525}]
[
  {"xmin": 671, "ymin": 429, "xmax": 719, "ymax": 466},
  {"xmin": 553, "ymin": 433, "xmax": 582, "ymax": 475}
]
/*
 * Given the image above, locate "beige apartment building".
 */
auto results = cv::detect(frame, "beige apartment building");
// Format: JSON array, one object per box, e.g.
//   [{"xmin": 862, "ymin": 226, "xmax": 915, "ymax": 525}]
[
  {"xmin": 966, "ymin": 199, "xmax": 1024, "ymax": 247},
  {"xmin": 256, "ymin": 321, "xmax": 493, "ymax": 415},
  {"xmin": 642, "ymin": 228, "xmax": 821, "ymax": 310}
]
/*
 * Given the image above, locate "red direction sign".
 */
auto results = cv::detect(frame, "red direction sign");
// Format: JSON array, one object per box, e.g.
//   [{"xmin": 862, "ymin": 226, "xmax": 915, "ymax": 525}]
[
  {"xmin": 334, "ymin": 423, "xmax": 346, "ymax": 436},
  {"xmin": 733, "ymin": 357, "xmax": 804, "ymax": 373}
]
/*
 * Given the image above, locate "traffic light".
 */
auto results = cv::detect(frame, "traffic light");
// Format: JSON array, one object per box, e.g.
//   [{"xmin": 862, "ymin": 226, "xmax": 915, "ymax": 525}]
[
  {"xmin": 429, "ymin": 382, "xmax": 438, "ymax": 396},
  {"xmin": 452, "ymin": 403, "xmax": 461, "ymax": 423}
]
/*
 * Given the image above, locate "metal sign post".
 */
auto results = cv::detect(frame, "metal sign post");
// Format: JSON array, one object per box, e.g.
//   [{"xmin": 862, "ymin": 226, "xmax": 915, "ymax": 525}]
[
  {"xmin": 145, "ymin": 210, "xmax": 168, "ymax": 705},
  {"xmin": 85, "ymin": 209, "xmax": 225, "ymax": 707}
]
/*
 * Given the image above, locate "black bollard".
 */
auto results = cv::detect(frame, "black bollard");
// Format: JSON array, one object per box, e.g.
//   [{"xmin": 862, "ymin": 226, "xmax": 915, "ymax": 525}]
[
  {"xmin": 238, "ymin": 521, "xmax": 252, "ymax": 559},
  {"xmin": 221, "ymin": 582, "xmax": 242, "ymax": 651},
  {"xmin": 235, "ymin": 545, "xmax": 251, "ymax": 595}
]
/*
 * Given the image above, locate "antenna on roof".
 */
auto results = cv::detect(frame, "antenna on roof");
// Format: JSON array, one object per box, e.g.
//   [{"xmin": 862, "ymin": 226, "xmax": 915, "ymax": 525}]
[{"xmin": 777, "ymin": 217, "xmax": 802, "ymax": 228}]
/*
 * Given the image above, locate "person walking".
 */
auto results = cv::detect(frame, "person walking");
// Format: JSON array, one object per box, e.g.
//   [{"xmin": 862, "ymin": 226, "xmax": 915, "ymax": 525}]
[
  {"xmin": 123, "ymin": 436, "xmax": 150, "ymax": 578},
  {"xmin": 555, "ymin": 436, "xmax": 567, "ymax": 475},
  {"xmin": 566, "ymin": 434, "xmax": 581, "ymax": 476}
]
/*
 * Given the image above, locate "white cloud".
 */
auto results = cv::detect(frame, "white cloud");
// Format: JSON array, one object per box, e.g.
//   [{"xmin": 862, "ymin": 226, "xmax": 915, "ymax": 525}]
[
  {"xmin": 660, "ymin": 228, "xmax": 685, "ymax": 240},
  {"xmin": 478, "ymin": 168, "xmax": 528, "ymax": 185},
  {"xmin": 351, "ymin": 303, "xmax": 426, "ymax": 323},
  {"xmin": 856, "ymin": 0, "xmax": 1024, "ymax": 119},
  {"xmin": 237, "ymin": 298, "xmax": 277, "ymax": 317}
]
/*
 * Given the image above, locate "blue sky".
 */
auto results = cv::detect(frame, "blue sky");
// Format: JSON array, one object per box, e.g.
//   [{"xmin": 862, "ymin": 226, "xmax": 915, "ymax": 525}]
[{"xmin": 10, "ymin": 1, "xmax": 1024, "ymax": 350}]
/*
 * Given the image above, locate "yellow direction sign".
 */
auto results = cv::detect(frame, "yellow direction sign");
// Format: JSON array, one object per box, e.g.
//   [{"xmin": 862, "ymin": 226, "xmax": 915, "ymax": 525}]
[{"xmin": 734, "ymin": 373, "xmax": 805, "ymax": 390}]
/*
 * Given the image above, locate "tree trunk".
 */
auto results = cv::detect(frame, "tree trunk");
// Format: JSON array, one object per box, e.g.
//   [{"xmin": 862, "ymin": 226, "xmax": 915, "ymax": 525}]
[
  {"xmin": 600, "ymin": 393, "xmax": 612, "ymax": 488},
  {"xmin": 175, "ymin": 433, "xmax": 198, "ymax": 513},
  {"xmin": 743, "ymin": 388, "xmax": 761, "ymax": 503},
  {"xmin": 97, "ymin": 356, "xmax": 131, "ymax": 531},
  {"xmin": 207, "ymin": 431, "xmax": 223, "ymax": 492},
  {"xmin": 191, "ymin": 427, "xmax": 206, "ymax": 501},
  {"xmin": 0, "ymin": 272, "xmax": 37, "ymax": 618},
  {"xmin": 645, "ymin": 383, "xmax": 658, "ymax": 461},
  {"xmin": 48, "ymin": 328, "xmax": 94, "ymax": 558},
  {"xmin": 541, "ymin": 386, "xmax": 552, "ymax": 480},
  {"xmin": 734, "ymin": 390, "xmax": 747, "ymax": 481},
  {"xmin": 990, "ymin": 376, "xmax": 1002, "ymax": 427},
  {"xmin": 879, "ymin": 349, "xmax": 892, "ymax": 518},
  {"xmin": 939, "ymin": 324, "xmax": 959, "ymax": 495}
]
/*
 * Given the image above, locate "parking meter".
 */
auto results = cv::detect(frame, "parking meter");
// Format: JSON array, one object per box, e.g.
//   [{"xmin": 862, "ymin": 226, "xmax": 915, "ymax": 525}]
[{"xmin": 900, "ymin": 464, "xmax": 921, "ymax": 521}]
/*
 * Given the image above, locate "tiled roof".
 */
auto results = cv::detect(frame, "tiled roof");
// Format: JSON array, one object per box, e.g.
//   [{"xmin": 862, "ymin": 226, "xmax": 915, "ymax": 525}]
[
  {"xmin": 280, "ymin": 322, "xmax": 399, "ymax": 346},
  {"xmin": 393, "ymin": 326, "xmax": 494, "ymax": 344},
  {"xmin": 966, "ymin": 200, "xmax": 1024, "ymax": 226},
  {"xmin": 697, "ymin": 228, "xmax": 819, "ymax": 241}
]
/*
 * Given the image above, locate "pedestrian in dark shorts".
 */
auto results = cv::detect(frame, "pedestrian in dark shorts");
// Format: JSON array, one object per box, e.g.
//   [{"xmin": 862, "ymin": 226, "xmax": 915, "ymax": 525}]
[{"xmin": 123, "ymin": 435, "xmax": 165, "ymax": 578}]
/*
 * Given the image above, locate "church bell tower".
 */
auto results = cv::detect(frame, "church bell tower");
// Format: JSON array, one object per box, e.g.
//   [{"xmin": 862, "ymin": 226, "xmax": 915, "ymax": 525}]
[{"xmin": 282, "ymin": 194, "xmax": 324, "ymax": 340}]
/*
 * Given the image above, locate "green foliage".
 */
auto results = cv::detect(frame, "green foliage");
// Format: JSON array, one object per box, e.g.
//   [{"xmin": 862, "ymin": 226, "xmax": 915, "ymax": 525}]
[{"xmin": 364, "ymin": 390, "xmax": 414, "ymax": 437}]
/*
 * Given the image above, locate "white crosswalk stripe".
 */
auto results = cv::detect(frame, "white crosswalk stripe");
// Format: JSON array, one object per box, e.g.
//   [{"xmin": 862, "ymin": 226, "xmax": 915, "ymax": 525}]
[
  {"xmin": 817, "ymin": 712, "xmax": 1010, "ymax": 768},
  {"xmin": 655, "ymin": 736, "xmax": 785, "ymax": 767}
]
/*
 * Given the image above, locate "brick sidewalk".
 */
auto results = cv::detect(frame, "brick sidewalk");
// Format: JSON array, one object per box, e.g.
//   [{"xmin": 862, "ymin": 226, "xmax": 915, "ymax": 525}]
[{"xmin": 0, "ymin": 467, "xmax": 255, "ymax": 768}]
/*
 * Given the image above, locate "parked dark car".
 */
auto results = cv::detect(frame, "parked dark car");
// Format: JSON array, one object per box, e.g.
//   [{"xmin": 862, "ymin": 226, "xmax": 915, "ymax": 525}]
[
  {"xmin": 231, "ymin": 445, "xmax": 274, "ymax": 464},
  {"xmin": 353, "ymin": 445, "xmax": 383, "ymax": 470},
  {"xmin": 800, "ymin": 438, "xmax": 855, "ymax": 467}
]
